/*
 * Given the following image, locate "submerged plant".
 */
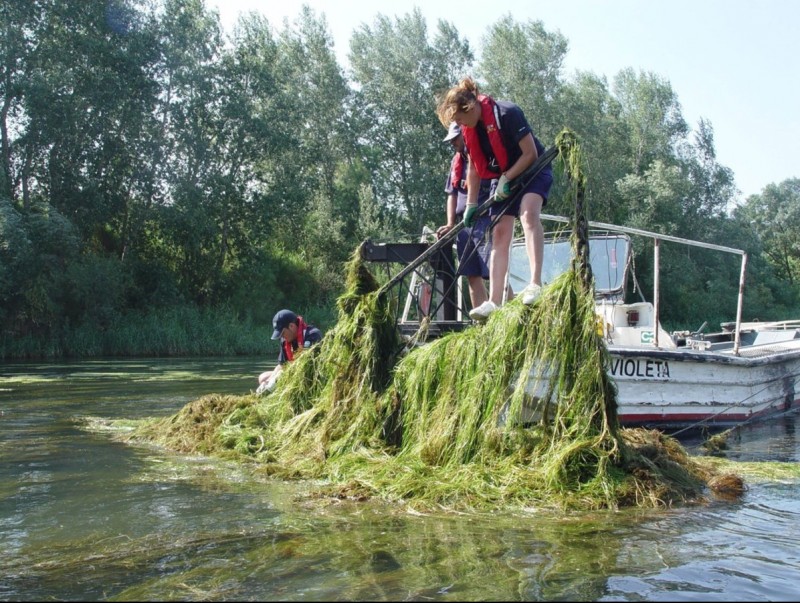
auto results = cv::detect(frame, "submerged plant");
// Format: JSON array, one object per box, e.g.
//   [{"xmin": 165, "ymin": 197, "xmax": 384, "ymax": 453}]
[{"xmin": 127, "ymin": 129, "xmax": 742, "ymax": 512}]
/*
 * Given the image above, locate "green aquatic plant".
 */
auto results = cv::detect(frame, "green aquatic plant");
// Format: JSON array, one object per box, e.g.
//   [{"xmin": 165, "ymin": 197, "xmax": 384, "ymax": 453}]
[
  {"xmin": 214, "ymin": 247, "xmax": 405, "ymax": 475},
  {"xmin": 127, "ymin": 128, "xmax": 741, "ymax": 512}
]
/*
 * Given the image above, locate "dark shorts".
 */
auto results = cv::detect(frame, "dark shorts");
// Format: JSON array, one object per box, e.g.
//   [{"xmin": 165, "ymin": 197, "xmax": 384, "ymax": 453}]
[
  {"xmin": 489, "ymin": 168, "xmax": 553, "ymax": 219},
  {"xmin": 454, "ymin": 213, "xmax": 490, "ymax": 278}
]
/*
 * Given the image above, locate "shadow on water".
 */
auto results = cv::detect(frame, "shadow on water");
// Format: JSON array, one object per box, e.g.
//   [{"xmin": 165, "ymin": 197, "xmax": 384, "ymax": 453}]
[
  {"xmin": 675, "ymin": 411, "xmax": 800, "ymax": 463},
  {"xmin": 2, "ymin": 358, "xmax": 800, "ymax": 601}
]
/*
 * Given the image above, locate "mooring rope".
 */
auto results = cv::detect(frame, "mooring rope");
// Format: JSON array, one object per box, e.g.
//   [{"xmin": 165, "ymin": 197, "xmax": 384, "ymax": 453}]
[{"xmin": 670, "ymin": 380, "xmax": 794, "ymax": 438}]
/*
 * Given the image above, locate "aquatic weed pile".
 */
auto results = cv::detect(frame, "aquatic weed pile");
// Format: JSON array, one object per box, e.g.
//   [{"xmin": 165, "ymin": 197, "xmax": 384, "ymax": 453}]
[{"xmin": 130, "ymin": 129, "xmax": 740, "ymax": 512}]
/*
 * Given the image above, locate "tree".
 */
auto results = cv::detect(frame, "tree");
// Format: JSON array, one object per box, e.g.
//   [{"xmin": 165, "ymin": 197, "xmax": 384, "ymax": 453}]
[
  {"xmin": 478, "ymin": 15, "xmax": 567, "ymax": 144},
  {"xmin": 349, "ymin": 9, "xmax": 473, "ymax": 234},
  {"xmin": 19, "ymin": 1, "xmax": 161, "ymax": 248},
  {"xmin": 677, "ymin": 118, "xmax": 738, "ymax": 230},
  {"xmin": 613, "ymin": 68, "xmax": 688, "ymax": 175},
  {"xmin": 151, "ymin": 0, "xmax": 232, "ymax": 303},
  {"xmin": 0, "ymin": 0, "xmax": 41, "ymax": 204},
  {"xmin": 272, "ymin": 6, "xmax": 356, "ymax": 255},
  {"xmin": 552, "ymin": 71, "xmax": 630, "ymax": 224},
  {"xmin": 737, "ymin": 179, "xmax": 800, "ymax": 286}
]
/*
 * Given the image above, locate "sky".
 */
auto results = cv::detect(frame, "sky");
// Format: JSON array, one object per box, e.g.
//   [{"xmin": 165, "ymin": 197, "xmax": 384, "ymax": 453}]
[{"xmin": 208, "ymin": 0, "xmax": 799, "ymax": 201}]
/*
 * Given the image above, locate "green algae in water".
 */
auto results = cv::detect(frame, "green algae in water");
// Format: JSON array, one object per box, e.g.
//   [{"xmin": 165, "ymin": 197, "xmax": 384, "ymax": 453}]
[{"xmin": 127, "ymin": 129, "xmax": 742, "ymax": 512}]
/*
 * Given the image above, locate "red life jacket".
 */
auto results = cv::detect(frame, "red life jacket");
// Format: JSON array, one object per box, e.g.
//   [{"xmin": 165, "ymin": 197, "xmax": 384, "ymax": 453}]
[
  {"xmin": 462, "ymin": 95, "xmax": 510, "ymax": 179},
  {"xmin": 450, "ymin": 151, "xmax": 466, "ymax": 189},
  {"xmin": 282, "ymin": 316, "xmax": 308, "ymax": 362}
]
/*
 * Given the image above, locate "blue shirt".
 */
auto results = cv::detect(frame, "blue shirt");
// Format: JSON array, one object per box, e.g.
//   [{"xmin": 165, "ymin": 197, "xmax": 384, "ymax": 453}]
[{"xmin": 471, "ymin": 100, "xmax": 547, "ymax": 175}]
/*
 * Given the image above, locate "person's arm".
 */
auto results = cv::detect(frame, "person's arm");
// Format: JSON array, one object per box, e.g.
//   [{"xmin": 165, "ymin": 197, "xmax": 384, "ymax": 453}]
[
  {"xmin": 436, "ymin": 192, "xmax": 458, "ymax": 239},
  {"xmin": 257, "ymin": 363, "xmax": 282, "ymax": 393},
  {"xmin": 445, "ymin": 191, "xmax": 457, "ymax": 228},
  {"xmin": 462, "ymin": 158, "xmax": 483, "ymax": 226},
  {"xmin": 503, "ymin": 133, "xmax": 537, "ymax": 180},
  {"xmin": 466, "ymin": 158, "xmax": 480, "ymax": 205}
]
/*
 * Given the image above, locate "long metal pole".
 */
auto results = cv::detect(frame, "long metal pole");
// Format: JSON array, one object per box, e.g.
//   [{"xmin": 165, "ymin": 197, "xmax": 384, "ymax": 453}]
[
  {"xmin": 734, "ymin": 253, "xmax": 748, "ymax": 355},
  {"xmin": 653, "ymin": 238, "xmax": 660, "ymax": 348},
  {"xmin": 375, "ymin": 146, "xmax": 559, "ymax": 297}
]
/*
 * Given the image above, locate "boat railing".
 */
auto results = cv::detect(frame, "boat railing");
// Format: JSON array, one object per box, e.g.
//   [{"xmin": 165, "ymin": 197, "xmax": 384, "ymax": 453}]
[
  {"xmin": 365, "ymin": 215, "xmax": 751, "ymax": 355},
  {"xmin": 540, "ymin": 214, "xmax": 749, "ymax": 355},
  {"xmin": 740, "ymin": 320, "xmax": 800, "ymax": 331}
]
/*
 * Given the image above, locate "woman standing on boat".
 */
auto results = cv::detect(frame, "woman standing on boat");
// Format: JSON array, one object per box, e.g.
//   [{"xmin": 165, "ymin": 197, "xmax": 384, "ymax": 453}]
[{"xmin": 436, "ymin": 77, "xmax": 553, "ymax": 321}]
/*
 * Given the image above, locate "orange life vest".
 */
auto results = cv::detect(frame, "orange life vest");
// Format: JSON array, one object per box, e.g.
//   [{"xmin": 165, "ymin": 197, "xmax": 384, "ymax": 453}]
[
  {"xmin": 462, "ymin": 95, "xmax": 510, "ymax": 179},
  {"xmin": 282, "ymin": 316, "xmax": 307, "ymax": 361}
]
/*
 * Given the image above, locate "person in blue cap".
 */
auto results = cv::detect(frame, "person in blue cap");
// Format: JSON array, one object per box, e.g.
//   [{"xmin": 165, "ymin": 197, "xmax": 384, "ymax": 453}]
[
  {"xmin": 435, "ymin": 122, "xmax": 514, "ymax": 313},
  {"xmin": 256, "ymin": 309, "xmax": 322, "ymax": 393},
  {"xmin": 435, "ymin": 121, "xmax": 491, "ymax": 311}
]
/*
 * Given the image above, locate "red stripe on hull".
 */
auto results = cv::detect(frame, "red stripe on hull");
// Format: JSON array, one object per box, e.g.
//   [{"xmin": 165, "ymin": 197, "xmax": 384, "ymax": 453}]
[{"xmin": 618, "ymin": 398, "xmax": 800, "ymax": 427}]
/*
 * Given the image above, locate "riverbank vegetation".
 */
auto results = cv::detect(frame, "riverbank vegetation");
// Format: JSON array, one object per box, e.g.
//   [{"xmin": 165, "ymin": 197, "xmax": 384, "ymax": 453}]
[{"xmin": 2, "ymin": 0, "xmax": 799, "ymax": 360}]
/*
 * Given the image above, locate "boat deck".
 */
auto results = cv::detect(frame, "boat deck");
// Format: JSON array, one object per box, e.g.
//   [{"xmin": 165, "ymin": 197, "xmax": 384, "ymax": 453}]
[{"xmin": 731, "ymin": 341, "xmax": 800, "ymax": 359}]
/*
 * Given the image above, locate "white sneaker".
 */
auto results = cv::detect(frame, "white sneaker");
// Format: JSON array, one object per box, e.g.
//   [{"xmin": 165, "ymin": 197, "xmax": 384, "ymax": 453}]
[
  {"xmin": 469, "ymin": 300, "xmax": 498, "ymax": 322},
  {"xmin": 521, "ymin": 283, "xmax": 543, "ymax": 305}
]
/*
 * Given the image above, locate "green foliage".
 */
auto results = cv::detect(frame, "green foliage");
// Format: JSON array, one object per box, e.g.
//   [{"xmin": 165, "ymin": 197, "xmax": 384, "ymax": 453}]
[
  {"xmin": 0, "ymin": 199, "xmax": 80, "ymax": 342},
  {"xmin": 100, "ymin": 305, "xmax": 272, "ymax": 356},
  {"xmin": 349, "ymin": 8, "xmax": 473, "ymax": 234},
  {"xmin": 0, "ymin": 3, "xmax": 796, "ymax": 358},
  {"xmin": 612, "ymin": 69, "xmax": 689, "ymax": 174},
  {"xmin": 62, "ymin": 253, "xmax": 130, "ymax": 328},
  {"xmin": 550, "ymin": 71, "xmax": 630, "ymax": 224},
  {"xmin": 739, "ymin": 179, "xmax": 800, "ymax": 285},
  {"xmin": 225, "ymin": 243, "xmax": 329, "ymax": 326},
  {"xmin": 0, "ymin": 304, "xmax": 274, "ymax": 358},
  {"xmin": 0, "ymin": 197, "xmax": 33, "ymax": 322},
  {"xmin": 478, "ymin": 15, "xmax": 568, "ymax": 142}
]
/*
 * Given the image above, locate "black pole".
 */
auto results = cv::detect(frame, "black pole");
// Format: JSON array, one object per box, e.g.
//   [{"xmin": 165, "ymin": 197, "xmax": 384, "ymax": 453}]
[{"xmin": 374, "ymin": 146, "xmax": 560, "ymax": 297}]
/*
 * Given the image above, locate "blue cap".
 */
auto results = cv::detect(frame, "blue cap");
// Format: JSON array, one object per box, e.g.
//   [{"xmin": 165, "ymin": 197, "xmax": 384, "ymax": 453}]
[
  {"xmin": 443, "ymin": 122, "xmax": 461, "ymax": 142},
  {"xmin": 271, "ymin": 309, "xmax": 297, "ymax": 340}
]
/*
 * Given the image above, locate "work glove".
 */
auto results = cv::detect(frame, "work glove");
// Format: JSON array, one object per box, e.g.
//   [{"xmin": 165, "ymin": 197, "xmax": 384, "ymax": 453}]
[
  {"xmin": 463, "ymin": 203, "xmax": 478, "ymax": 228},
  {"xmin": 495, "ymin": 173, "xmax": 512, "ymax": 201}
]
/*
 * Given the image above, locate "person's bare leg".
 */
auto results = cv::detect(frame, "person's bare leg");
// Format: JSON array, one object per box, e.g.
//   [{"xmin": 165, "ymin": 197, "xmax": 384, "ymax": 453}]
[
  {"xmin": 467, "ymin": 276, "xmax": 488, "ymax": 307},
  {"xmin": 519, "ymin": 193, "xmax": 544, "ymax": 287},
  {"xmin": 488, "ymin": 215, "xmax": 515, "ymax": 306}
]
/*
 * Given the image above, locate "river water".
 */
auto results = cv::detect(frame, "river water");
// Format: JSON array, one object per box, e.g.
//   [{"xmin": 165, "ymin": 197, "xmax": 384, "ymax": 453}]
[{"xmin": 2, "ymin": 357, "xmax": 800, "ymax": 601}]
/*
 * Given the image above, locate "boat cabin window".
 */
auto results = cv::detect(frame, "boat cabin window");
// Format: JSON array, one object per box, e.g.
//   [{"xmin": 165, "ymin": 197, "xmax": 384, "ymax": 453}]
[{"xmin": 508, "ymin": 233, "xmax": 630, "ymax": 299}]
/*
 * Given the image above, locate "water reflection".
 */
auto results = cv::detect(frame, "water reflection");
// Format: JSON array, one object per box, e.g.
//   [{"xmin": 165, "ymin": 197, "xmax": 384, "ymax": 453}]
[{"xmin": 1, "ymin": 358, "xmax": 800, "ymax": 601}]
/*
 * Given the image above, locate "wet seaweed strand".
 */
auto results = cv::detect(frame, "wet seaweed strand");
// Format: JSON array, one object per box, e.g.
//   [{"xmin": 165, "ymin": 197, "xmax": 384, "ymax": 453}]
[{"xmin": 134, "ymin": 128, "xmax": 742, "ymax": 512}]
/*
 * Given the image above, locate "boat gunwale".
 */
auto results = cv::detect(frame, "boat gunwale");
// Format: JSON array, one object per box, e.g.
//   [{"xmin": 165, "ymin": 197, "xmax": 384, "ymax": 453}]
[{"xmin": 609, "ymin": 344, "xmax": 800, "ymax": 366}]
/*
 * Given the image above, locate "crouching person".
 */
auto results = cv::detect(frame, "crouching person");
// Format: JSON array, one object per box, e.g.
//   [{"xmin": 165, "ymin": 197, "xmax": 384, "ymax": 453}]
[{"xmin": 256, "ymin": 309, "xmax": 323, "ymax": 394}]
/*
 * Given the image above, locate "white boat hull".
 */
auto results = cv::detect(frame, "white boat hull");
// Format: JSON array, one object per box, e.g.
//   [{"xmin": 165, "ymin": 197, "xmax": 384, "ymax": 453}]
[
  {"xmin": 608, "ymin": 346, "xmax": 800, "ymax": 427},
  {"xmin": 515, "ymin": 344, "xmax": 800, "ymax": 429}
]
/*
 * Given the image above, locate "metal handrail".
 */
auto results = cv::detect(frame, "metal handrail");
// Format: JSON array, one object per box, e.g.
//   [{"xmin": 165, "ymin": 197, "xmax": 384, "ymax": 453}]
[{"xmin": 538, "ymin": 214, "xmax": 748, "ymax": 354}]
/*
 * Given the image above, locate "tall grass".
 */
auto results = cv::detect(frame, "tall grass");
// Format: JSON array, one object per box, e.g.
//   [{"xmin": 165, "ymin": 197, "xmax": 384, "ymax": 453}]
[{"xmin": 0, "ymin": 305, "xmax": 276, "ymax": 359}]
